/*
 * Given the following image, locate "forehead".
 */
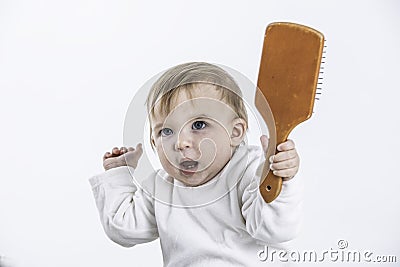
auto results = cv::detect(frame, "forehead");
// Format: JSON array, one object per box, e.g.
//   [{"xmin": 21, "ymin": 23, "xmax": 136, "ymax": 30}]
[
  {"xmin": 151, "ymin": 84, "xmax": 236, "ymax": 128},
  {"xmin": 172, "ymin": 83, "xmax": 222, "ymax": 104},
  {"xmin": 152, "ymin": 84, "xmax": 218, "ymax": 117}
]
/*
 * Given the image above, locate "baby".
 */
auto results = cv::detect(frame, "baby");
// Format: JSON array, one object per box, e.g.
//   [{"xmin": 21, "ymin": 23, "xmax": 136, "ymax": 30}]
[{"xmin": 90, "ymin": 62, "xmax": 302, "ymax": 266}]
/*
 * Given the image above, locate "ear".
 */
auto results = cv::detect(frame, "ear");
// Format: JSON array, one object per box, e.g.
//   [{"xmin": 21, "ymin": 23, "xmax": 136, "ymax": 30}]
[{"xmin": 230, "ymin": 118, "xmax": 247, "ymax": 147}]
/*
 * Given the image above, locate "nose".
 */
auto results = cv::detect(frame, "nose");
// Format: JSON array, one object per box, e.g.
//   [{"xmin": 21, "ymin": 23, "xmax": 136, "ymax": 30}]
[{"xmin": 175, "ymin": 129, "xmax": 193, "ymax": 151}]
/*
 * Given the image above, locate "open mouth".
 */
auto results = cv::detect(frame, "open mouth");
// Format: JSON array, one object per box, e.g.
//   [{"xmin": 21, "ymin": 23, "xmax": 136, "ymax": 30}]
[{"xmin": 179, "ymin": 160, "xmax": 199, "ymax": 176}]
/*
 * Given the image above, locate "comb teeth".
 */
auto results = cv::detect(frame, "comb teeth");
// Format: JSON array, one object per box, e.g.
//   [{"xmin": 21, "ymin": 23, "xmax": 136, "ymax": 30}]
[
  {"xmin": 313, "ymin": 40, "xmax": 327, "ymax": 113},
  {"xmin": 316, "ymin": 40, "xmax": 327, "ymax": 96}
]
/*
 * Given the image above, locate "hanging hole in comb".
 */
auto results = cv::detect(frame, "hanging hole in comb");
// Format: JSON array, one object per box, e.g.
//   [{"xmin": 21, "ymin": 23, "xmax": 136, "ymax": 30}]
[{"xmin": 266, "ymin": 185, "xmax": 272, "ymax": 191}]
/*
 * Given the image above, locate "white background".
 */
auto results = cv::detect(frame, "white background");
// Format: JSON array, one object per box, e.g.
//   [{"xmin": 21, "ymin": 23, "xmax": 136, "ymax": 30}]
[{"xmin": 0, "ymin": 0, "xmax": 399, "ymax": 266}]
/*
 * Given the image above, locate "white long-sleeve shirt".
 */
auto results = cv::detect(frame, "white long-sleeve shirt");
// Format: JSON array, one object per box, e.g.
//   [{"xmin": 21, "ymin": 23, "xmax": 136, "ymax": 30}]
[{"xmin": 89, "ymin": 144, "xmax": 303, "ymax": 266}]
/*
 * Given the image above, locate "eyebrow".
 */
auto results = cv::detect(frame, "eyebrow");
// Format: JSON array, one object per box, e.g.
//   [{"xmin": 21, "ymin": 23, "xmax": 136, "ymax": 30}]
[
  {"xmin": 153, "ymin": 123, "xmax": 163, "ymax": 130},
  {"xmin": 152, "ymin": 114, "xmax": 212, "ymax": 130}
]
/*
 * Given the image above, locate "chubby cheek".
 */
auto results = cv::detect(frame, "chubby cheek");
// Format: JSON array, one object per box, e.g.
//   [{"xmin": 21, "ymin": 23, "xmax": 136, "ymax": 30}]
[
  {"xmin": 209, "ymin": 131, "xmax": 231, "ymax": 154},
  {"xmin": 155, "ymin": 141, "xmax": 177, "ymax": 173},
  {"xmin": 214, "ymin": 136, "xmax": 234, "ymax": 168}
]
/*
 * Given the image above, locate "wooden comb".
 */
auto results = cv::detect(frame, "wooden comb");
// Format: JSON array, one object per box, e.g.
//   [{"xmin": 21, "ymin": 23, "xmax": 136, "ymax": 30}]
[{"xmin": 255, "ymin": 22, "xmax": 325, "ymax": 203}]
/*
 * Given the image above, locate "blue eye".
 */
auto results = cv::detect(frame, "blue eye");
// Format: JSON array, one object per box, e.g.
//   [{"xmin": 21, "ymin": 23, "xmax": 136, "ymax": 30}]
[
  {"xmin": 160, "ymin": 128, "xmax": 173, "ymax": 137},
  {"xmin": 192, "ymin": 121, "xmax": 206, "ymax": 130}
]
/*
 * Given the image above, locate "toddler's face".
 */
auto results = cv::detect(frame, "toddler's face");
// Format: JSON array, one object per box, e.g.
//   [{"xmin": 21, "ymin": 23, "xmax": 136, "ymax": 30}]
[{"xmin": 151, "ymin": 84, "xmax": 245, "ymax": 186}]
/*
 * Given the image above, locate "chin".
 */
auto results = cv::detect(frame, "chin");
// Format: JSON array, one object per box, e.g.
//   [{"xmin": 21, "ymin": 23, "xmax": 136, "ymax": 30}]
[
  {"xmin": 178, "ymin": 175, "xmax": 211, "ymax": 187},
  {"xmin": 178, "ymin": 178, "xmax": 202, "ymax": 187}
]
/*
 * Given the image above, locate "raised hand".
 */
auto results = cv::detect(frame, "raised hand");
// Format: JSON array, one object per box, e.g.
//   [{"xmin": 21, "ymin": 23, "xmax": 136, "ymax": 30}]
[
  {"xmin": 260, "ymin": 136, "xmax": 300, "ymax": 181},
  {"xmin": 103, "ymin": 143, "xmax": 143, "ymax": 171}
]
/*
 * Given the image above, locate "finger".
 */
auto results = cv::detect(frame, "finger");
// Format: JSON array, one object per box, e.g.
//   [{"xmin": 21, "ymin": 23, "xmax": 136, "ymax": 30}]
[
  {"xmin": 136, "ymin": 143, "xmax": 143, "ymax": 152},
  {"xmin": 120, "ymin": 147, "xmax": 128, "ymax": 154},
  {"xmin": 112, "ymin": 147, "xmax": 120, "ymax": 156},
  {"xmin": 272, "ymin": 166, "xmax": 298, "ymax": 178},
  {"xmin": 270, "ymin": 158, "xmax": 299, "ymax": 171},
  {"xmin": 135, "ymin": 143, "xmax": 144, "ymax": 157},
  {"xmin": 269, "ymin": 155, "xmax": 275, "ymax": 164},
  {"xmin": 273, "ymin": 149, "xmax": 298, "ymax": 162},
  {"xmin": 103, "ymin": 152, "xmax": 111, "ymax": 161},
  {"xmin": 277, "ymin": 139, "xmax": 295, "ymax": 152},
  {"xmin": 259, "ymin": 135, "xmax": 269, "ymax": 153}
]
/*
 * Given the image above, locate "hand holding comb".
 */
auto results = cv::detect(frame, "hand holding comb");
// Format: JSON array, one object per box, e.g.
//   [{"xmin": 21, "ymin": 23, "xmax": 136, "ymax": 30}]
[{"xmin": 255, "ymin": 22, "xmax": 325, "ymax": 203}]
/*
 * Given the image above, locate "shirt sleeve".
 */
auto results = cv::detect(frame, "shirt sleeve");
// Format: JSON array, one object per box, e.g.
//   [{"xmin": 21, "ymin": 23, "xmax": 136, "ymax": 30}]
[
  {"xmin": 89, "ymin": 166, "xmax": 159, "ymax": 247},
  {"xmin": 241, "ymin": 174, "xmax": 304, "ymax": 245}
]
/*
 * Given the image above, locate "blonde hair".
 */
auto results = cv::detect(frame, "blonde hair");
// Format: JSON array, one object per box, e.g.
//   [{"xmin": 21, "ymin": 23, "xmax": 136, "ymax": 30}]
[{"xmin": 147, "ymin": 62, "xmax": 248, "ymax": 125}]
